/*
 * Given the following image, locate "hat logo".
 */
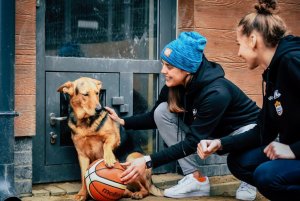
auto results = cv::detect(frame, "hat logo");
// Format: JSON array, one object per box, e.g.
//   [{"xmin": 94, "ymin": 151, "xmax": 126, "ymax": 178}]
[{"xmin": 164, "ymin": 48, "xmax": 172, "ymax": 57}]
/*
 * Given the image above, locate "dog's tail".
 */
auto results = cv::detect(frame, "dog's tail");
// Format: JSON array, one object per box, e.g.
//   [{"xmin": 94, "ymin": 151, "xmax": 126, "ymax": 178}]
[{"xmin": 149, "ymin": 183, "xmax": 164, "ymax": 197}]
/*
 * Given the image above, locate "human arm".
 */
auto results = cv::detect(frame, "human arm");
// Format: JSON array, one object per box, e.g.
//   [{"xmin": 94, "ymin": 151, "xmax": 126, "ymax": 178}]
[
  {"xmin": 289, "ymin": 141, "xmax": 300, "ymax": 159},
  {"xmin": 150, "ymin": 87, "xmax": 232, "ymax": 167},
  {"xmin": 120, "ymin": 87, "xmax": 231, "ymax": 181},
  {"xmin": 106, "ymin": 86, "xmax": 169, "ymax": 130}
]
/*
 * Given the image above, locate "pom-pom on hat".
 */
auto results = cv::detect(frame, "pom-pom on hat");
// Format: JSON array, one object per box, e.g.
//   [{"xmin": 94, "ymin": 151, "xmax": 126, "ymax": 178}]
[{"xmin": 160, "ymin": 32, "xmax": 207, "ymax": 73}]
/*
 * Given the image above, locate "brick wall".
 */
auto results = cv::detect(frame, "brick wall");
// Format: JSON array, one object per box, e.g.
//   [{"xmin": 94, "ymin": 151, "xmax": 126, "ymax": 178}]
[{"xmin": 15, "ymin": 0, "xmax": 36, "ymax": 137}]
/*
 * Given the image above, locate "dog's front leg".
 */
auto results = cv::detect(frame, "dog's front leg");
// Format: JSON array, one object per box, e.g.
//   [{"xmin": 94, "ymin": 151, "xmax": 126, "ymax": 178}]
[
  {"xmin": 103, "ymin": 140, "xmax": 117, "ymax": 167},
  {"xmin": 74, "ymin": 155, "xmax": 90, "ymax": 201}
]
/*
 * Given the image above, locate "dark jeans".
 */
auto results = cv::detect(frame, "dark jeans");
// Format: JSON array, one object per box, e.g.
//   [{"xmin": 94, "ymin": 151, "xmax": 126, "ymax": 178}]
[{"xmin": 227, "ymin": 146, "xmax": 300, "ymax": 201}]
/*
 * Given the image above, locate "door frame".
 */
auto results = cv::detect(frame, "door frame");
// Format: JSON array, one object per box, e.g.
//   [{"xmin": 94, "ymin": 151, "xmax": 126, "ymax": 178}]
[{"xmin": 33, "ymin": 0, "xmax": 176, "ymax": 183}]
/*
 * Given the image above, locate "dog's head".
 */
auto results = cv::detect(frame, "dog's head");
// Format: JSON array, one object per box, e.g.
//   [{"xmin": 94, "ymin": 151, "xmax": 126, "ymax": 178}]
[{"xmin": 57, "ymin": 77, "xmax": 102, "ymax": 120}]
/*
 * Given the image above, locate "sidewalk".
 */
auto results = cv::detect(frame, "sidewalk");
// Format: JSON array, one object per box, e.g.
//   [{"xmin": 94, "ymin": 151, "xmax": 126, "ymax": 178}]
[{"xmin": 21, "ymin": 174, "xmax": 268, "ymax": 201}]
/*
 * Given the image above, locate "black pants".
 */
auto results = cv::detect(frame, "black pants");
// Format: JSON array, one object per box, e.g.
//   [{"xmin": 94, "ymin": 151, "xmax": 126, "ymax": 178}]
[{"xmin": 227, "ymin": 146, "xmax": 300, "ymax": 201}]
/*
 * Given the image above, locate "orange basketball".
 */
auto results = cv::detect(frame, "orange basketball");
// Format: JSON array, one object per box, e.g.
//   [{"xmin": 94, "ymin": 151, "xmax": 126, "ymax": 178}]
[{"xmin": 85, "ymin": 159, "xmax": 126, "ymax": 201}]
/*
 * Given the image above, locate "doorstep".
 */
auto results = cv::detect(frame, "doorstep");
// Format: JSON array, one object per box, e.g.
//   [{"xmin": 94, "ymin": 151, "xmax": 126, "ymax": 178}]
[{"xmin": 20, "ymin": 174, "xmax": 240, "ymax": 198}]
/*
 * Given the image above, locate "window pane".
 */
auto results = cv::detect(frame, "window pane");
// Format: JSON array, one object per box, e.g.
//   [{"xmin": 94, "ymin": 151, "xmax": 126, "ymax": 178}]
[
  {"xmin": 127, "ymin": 73, "xmax": 158, "ymax": 154},
  {"xmin": 46, "ymin": 0, "xmax": 157, "ymax": 59}
]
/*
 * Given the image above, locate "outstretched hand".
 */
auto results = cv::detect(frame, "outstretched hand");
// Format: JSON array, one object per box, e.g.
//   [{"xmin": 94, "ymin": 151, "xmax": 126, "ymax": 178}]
[
  {"xmin": 197, "ymin": 139, "xmax": 221, "ymax": 159},
  {"xmin": 264, "ymin": 141, "xmax": 296, "ymax": 160},
  {"xmin": 120, "ymin": 157, "xmax": 146, "ymax": 184},
  {"xmin": 105, "ymin": 106, "xmax": 125, "ymax": 126}
]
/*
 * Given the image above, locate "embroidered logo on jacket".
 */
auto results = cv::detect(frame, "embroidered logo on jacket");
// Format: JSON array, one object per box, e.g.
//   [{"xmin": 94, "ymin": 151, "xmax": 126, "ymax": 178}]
[
  {"xmin": 268, "ymin": 89, "xmax": 281, "ymax": 101},
  {"xmin": 274, "ymin": 100, "xmax": 283, "ymax": 116},
  {"xmin": 192, "ymin": 109, "xmax": 197, "ymax": 119}
]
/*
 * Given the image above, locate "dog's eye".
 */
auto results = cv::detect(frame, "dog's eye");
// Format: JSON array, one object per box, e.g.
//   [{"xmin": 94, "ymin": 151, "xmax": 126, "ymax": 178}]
[{"xmin": 95, "ymin": 92, "xmax": 99, "ymax": 96}]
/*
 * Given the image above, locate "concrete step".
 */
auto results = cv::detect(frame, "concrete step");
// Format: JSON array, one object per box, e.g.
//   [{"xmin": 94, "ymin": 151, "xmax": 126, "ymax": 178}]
[
  {"xmin": 23, "ymin": 174, "xmax": 239, "ymax": 198},
  {"xmin": 21, "ymin": 174, "xmax": 268, "ymax": 201}
]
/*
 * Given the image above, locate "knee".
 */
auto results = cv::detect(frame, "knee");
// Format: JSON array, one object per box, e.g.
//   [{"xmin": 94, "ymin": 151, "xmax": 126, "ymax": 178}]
[
  {"xmin": 154, "ymin": 102, "xmax": 170, "ymax": 122},
  {"xmin": 253, "ymin": 162, "xmax": 277, "ymax": 191}
]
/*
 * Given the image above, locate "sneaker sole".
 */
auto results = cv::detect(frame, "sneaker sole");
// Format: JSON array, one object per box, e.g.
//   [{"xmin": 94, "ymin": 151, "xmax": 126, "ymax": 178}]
[
  {"xmin": 164, "ymin": 191, "xmax": 210, "ymax": 198},
  {"xmin": 236, "ymin": 195, "xmax": 256, "ymax": 201}
]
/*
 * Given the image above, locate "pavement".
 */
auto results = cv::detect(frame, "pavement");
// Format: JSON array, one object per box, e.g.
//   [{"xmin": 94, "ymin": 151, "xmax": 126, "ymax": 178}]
[{"xmin": 20, "ymin": 174, "xmax": 269, "ymax": 201}]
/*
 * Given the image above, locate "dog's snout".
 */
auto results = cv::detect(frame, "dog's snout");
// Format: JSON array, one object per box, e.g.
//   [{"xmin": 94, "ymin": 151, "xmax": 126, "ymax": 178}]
[{"xmin": 95, "ymin": 104, "xmax": 102, "ymax": 114}]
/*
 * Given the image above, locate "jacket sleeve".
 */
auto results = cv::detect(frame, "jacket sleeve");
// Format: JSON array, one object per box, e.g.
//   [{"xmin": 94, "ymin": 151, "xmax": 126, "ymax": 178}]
[
  {"xmin": 151, "ymin": 86, "xmax": 232, "ymax": 168},
  {"xmin": 123, "ymin": 85, "xmax": 169, "ymax": 130},
  {"xmin": 290, "ymin": 141, "xmax": 300, "ymax": 159},
  {"xmin": 287, "ymin": 56, "xmax": 300, "ymax": 159},
  {"xmin": 287, "ymin": 56, "xmax": 300, "ymax": 91},
  {"xmin": 220, "ymin": 124, "xmax": 261, "ymax": 153}
]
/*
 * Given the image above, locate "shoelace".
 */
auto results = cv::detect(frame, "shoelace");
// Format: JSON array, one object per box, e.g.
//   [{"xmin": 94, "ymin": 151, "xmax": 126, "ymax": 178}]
[
  {"xmin": 167, "ymin": 175, "xmax": 194, "ymax": 190},
  {"xmin": 239, "ymin": 182, "xmax": 256, "ymax": 193},
  {"xmin": 178, "ymin": 174, "xmax": 195, "ymax": 185}
]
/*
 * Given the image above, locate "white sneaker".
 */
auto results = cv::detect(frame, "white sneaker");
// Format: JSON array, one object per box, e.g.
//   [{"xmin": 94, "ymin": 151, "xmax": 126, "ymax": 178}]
[
  {"xmin": 164, "ymin": 173, "xmax": 210, "ymax": 198},
  {"xmin": 236, "ymin": 181, "xmax": 257, "ymax": 201}
]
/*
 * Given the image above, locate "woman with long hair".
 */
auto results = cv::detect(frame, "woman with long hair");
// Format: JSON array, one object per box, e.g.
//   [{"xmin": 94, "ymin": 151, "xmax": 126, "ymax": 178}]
[{"xmin": 107, "ymin": 31, "xmax": 260, "ymax": 198}]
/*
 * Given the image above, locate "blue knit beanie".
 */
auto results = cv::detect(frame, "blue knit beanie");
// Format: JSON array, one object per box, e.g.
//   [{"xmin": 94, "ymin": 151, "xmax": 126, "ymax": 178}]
[{"xmin": 160, "ymin": 32, "xmax": 207, "ymax": 73}]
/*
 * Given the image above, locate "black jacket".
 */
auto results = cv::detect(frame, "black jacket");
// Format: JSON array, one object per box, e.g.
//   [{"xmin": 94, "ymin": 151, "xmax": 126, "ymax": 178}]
[
  {"xmin": 124, "ymin": 57, "xmax": 259, "ymax": 168},
  {"xmin": 221, "ymin": 35, "xmax": 300, "ymax": 159}
]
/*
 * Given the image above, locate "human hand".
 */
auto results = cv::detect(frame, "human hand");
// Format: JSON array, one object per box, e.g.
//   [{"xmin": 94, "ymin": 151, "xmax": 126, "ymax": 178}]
[
  {"xmin": 120, "ymin": 157, "xmax": 146, "ymax": 184},
  {"xmin": 197, "ymin": 139, "xmax": 221, "ymax": 159},
  {"xmin": 105, "ymin": 106, "xmax": 125, "ymax": 126},
  {"xmin": 264, "ymin": 141, "xmax": 296, "ymax": 160}
]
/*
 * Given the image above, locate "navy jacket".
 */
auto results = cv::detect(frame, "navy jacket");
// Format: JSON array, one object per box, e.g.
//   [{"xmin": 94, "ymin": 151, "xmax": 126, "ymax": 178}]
[
  {"xmin": 124, "ymin": 57, "xmax": 259, "ymax": 168},
  {"xmin": 221, "ymin": 35, "xmax": 300, "ymax": 159}
]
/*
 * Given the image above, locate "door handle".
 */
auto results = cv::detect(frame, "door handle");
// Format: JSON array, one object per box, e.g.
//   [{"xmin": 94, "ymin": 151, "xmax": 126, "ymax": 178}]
[{"xmin": 49, "ymin": 113, "xmax": 67, "ymax": 126}]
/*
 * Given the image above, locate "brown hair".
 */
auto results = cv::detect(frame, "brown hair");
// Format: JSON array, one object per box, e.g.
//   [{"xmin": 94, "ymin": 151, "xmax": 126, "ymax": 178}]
[
  {"xmin": 168, "ymin": 87, "xmax": 185, "ymax": 113},
  {"xmin": 238, "ymin": 0, "xmax": 287, "ymax": 47},
  {"xmin": 167, "ymin": 74, "xmax": 194, "ymax": 113}
]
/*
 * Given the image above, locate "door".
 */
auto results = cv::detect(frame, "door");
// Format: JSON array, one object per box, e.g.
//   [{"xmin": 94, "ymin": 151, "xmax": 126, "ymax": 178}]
[{"xmin": 33, "ymin": 0, "xmax": 176, "ymax": 183}]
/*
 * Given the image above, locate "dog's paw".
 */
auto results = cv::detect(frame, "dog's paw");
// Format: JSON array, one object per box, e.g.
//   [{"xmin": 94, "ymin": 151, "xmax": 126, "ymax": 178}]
[
  {"xmin": 131, "ymin": 192, "xmax": 145, "ymax": 200},
  {"xmin": 105, "ymin": 158, "xmax": 117, "ymax": 167},
  {"xmin": 104, "ymin": 154, "xmax": 117, "ymax": 167},
  {"xmin": 74, "ymin": 193, "xmax": 87, "ymax": 201}
]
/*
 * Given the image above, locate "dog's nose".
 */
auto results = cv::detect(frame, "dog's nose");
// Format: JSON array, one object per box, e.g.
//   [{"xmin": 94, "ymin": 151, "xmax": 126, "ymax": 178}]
[{"xmin": 95, "ymin": 104, "xmax": 102, "ymax": 114}]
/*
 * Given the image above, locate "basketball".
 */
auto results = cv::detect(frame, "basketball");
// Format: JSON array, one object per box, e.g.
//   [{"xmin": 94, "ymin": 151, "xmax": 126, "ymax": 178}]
[{"xmin": 85, "ymin": 159, "xmax": 126, "ymax": 201}]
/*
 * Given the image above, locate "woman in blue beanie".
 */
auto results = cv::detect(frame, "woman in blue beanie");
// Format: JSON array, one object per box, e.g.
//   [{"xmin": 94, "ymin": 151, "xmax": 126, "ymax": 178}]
[
  {"xmin": 197, "ymin": 0, "xmax": 300, "ymax": 200},
  {"xmin": 106, "ymin": 31, "xmax": 260, "ymax": 198}
]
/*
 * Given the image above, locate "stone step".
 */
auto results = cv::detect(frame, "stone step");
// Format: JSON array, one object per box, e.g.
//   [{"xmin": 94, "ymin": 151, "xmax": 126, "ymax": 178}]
[{"xmin": 25, "ymin": 174, "xmax": 240, "ymax": 198}]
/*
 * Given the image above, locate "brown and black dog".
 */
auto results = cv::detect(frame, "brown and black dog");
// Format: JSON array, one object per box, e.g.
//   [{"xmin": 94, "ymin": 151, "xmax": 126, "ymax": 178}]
[{"xmin": 57, "ymin": 77, "xmax": 162, "ymax": 201}]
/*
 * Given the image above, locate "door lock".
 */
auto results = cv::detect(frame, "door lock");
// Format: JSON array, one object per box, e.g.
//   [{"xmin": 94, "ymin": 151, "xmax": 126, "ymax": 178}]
[
  {"xmin": 49, "ymin": 113, "xmax": 67, "ymax": 126},
  {"xmin": 49, "ymin": 132, "xmax": 57, "ymax": 144}
]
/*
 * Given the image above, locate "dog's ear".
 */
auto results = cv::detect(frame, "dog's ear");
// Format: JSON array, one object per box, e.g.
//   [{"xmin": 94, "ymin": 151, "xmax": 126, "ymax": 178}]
[
  {"xmin": 57, "ymin": 81, "xmax": 74, "ymax": 96},
  {"xmin": 93, "ymin": 80, "xmax": 102, "ymax": 92}
]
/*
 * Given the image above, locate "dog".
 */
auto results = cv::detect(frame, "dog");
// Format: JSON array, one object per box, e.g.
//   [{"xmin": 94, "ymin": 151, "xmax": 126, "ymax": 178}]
[{"xmin": 57, "ymin": 77, "xmax": 162, "ymax": 201}]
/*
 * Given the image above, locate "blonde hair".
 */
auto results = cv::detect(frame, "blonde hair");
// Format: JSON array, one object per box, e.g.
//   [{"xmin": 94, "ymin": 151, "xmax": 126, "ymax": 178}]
[{"xmin": 238, "ymin": 0, "xmax": 287, "ymax": 47}]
